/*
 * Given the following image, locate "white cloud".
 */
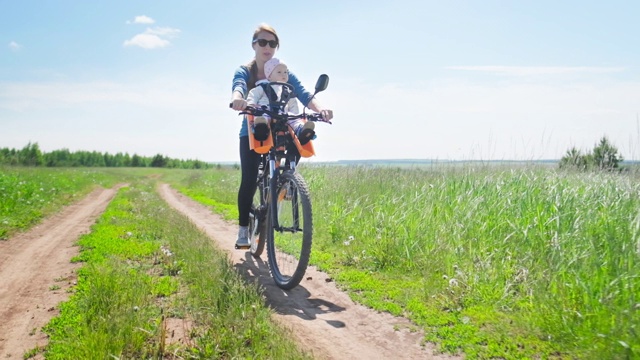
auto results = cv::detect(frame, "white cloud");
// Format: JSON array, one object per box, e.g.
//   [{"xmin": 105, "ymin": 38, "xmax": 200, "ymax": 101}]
[
  {"xmin": 8, "ymin": 41, "xmax": 22, "ymax": 51},
  {"xmin": 123, "ymin": 33, "xmax": 170, "ymax": 49},
  {"xmin": 446, "ymin": 66, "xmax": 626, "ymax": 76},
  {"xmin": 146, "ymin": 27, "xmax": 181, "ymax": 37},
  {"xmin": 123, "ymin": 27, "xmax": 181, "ymax": 49},
  {"xmin": 128, "ymin": 15, "xmax": 155, "ymax": 24}
]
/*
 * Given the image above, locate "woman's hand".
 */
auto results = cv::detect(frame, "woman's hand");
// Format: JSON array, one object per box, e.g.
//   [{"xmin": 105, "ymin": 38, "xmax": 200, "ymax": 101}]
[
  {"xmin": 309, "ymin": 99, "xmax": 333, "ymax": 121},
  {"xmin": 231, "ymin": 98, "xmax": 247, "ymax": 111},
  {"xmin": 320, "ymin": 109, "xmax": 333, "ymax": 121},
  {"xmin": 230, "ymin": 91, "xmax": 247, "ymax": 110}
]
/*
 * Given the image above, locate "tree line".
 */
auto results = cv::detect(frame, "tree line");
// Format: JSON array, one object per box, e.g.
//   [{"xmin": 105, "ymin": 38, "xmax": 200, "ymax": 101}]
[
  {"xmin": 559, "ymin": 136, "xmax": 625, "ymax": 171},
  {"xmin": 0, "ymin": 142, "xmax": 213, "ymax": 169}
]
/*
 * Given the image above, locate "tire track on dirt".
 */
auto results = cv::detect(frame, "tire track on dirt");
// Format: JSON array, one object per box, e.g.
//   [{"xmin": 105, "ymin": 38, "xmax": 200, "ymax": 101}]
[
  {"xmin": 158, "ymin": 183, "xmax": 459, "ymax": 360},
  {"xmin": 0, "ymin": 186, "xmax": 123, "ymax": 358}
]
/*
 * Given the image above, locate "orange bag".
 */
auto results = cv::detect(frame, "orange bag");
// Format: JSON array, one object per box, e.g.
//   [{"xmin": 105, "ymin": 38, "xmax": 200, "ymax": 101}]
[
  {"xmin": 246, "ymin": 114, "xmax": 273, "ymax": 154},
  {"xmin": 288, "ymin": 122, "xmax": 315, "ymax": 158}
]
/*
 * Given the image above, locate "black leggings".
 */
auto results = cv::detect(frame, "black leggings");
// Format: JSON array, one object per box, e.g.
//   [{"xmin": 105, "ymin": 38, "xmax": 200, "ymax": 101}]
[{"xmin": 238, "ymin": 136, "xmax": 260, "ymax": 227}]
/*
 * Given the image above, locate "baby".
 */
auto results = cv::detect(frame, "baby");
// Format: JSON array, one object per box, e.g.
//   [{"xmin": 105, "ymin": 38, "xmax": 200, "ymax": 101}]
[{"xmin": 246, "ymin": 58, "xmax": 315, "ymax": 144}]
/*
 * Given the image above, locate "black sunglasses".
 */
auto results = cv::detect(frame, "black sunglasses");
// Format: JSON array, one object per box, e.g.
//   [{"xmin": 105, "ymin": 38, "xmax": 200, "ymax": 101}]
[{"xmin": 253, "ymin": 38, "xmax": 278, "ymax": 48}]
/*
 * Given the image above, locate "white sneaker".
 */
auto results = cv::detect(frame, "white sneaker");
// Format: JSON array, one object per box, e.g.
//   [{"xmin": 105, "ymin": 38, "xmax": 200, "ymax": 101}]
[
  {"xmin": 298, "ymin": 121, "xmax": 316, "ymax": 145},
  {"xmin": 301, "ymin": 120, "xmax": 315, "ymax": 131},
  {"xmin": 235, "ymin": 226, "xmax": 250, "ymax": 248}
]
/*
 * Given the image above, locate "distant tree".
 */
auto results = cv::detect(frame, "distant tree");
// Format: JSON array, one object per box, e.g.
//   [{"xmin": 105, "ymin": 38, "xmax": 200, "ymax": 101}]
[
  {"xmin": 559, "ymin": 147, "xmax": 588, "ymax": 170},
  {"xmin": 592, "ymin": 136, "xmax": 623, "ymax": 170},
  {"xmin": 90, "ymin": 151, "xmax": 105, "ymax": 167},
  {"xmin": 122, "ymin": 153, "xmax": 132, "ymax": 167},
  {"xmin": 0, "ymin": 147, "xmax": 16, "ymax": 165},
  {"xmin": 44, "ymin": 148, "xmax": 73, "ymax": 167},
  {"xmin": 131, "ymin": 154, "xmax": 144, "ymax": 167},
  {"xmin": 559, "ymin": 136, "xmax": 624, "ymax": 171},
  {"xmin": 19, "ymin": 142, "xmax": 43, "ymax": 166},
  {"xmin": 150, "ymin": 154, "xmax": 167, "ymax": 168},
  {"xmin": 103, "ymin": 153, "xmax": 115, "ymax": 167},
  {"xmin": 1, "ymin": 143, "xmax": 209, "ymax": 169},
  {"xmin": 112, "ymin": 152, "xmax": 126, "ymax": 167}
]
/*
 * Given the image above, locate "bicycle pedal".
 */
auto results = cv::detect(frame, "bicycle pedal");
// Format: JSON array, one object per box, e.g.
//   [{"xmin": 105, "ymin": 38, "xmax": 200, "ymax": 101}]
[{"xmin": 234, "ymin": 244, "xmax": 251, "ymax": 250}]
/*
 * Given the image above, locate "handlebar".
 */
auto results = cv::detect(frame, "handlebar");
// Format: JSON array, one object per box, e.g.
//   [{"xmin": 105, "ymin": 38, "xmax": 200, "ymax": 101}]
[{"xmin": 229, "ymin": 104, "xmax": 332, "ymax": 125}]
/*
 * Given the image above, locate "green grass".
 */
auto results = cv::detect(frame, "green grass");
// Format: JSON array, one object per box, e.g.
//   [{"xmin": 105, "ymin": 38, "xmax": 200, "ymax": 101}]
[
  {"xmin": 7, "ymin": 164, "xmax": 636, "ymax": 359},
  {"xmin": 40, "ymin": 177, "xmax": 310, "ymax": 359},
  {"xmin": 161, "ymin": 167, "xmax": 240, "ymax": 220},
  {"xmin": 0, "ymin": 166, "xmax": 136, "ymax": 239},
  {"xmin": 0, "ymin": 166, "xmax": 194, "ymax": 241},
  {"xmin": 166, "ymin": 164, "xmax": 640, "ymax": 359}
]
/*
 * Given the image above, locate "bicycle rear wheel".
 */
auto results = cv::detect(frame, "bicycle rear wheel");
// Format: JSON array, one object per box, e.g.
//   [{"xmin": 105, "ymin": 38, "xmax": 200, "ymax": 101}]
[{"xmin": 266, "ymin": 171, "xmax": 312, "ymax": 290}]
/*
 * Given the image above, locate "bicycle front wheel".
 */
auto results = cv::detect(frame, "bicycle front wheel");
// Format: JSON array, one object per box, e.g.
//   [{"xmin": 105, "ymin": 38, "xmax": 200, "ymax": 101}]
[
  {"xmin": 266, "ymin": 171, "xmax": 312, "ymax": 290},
  {"xmin": 249, "ymin": 181, "xmax": 267, "ymax": 257}
]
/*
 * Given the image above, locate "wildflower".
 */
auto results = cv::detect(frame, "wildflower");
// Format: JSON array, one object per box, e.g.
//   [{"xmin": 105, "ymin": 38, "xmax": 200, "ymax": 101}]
[
  {"xmin": 161, "ymin": 245, "xmax": 173, "ymax": 256},
  {"xmin": 442, "ymin": 275, "xmax": 448, "ymax": 280},
  {"xmin": 343, "ymin": 235, "xmax": 355, "ymax": 246},
  {"xmin": 449, "ymin": 278, "xmax": 459, "ymax": 287},
  {"xmin": 126, "ymin": 231, "xmax": 133, "ymax": 237}
]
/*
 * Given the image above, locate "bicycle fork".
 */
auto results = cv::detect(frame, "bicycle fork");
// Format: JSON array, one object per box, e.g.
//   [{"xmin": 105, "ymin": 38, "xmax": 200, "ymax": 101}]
[{"xmin": 268, "ymin": 157, "xmax": 280, "ymax": 230}]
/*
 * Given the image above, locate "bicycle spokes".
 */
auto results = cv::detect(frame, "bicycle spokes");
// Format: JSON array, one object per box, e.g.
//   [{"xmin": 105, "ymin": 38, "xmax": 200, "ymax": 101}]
[{"xmin": 266, "ymin": 172, "xmax": 312, "ymax": 290}]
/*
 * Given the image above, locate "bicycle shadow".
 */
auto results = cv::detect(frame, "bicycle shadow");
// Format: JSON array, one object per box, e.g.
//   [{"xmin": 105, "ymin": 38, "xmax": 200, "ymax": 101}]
[{"xmin": 234, "ymin": 252, "xmax": 346, "ymax": 328}]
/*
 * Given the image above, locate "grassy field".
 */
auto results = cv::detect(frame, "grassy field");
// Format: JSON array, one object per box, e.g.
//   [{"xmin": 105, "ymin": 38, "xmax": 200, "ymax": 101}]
[
  {"xmin": 3, "ymin": 165, "xmax": 639, "ymax": 358},
  {"xmin": 164, "ymin": 164, "xmax": 640, "ymax": 359},
  {"xmin": 43, "ymin": 179, "xmax": 308, "ymax": 359},
  {"xmin": 2, "ymin": 167, "xmax": 308, "ymax": 359},
  {"xmin": 0, "ymin": 167, "xmax": 125, "ymax": 239}
]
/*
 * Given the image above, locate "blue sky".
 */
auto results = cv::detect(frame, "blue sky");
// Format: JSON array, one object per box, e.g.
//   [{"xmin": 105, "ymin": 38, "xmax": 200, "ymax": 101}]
[{"xmin": 1, "ymin": 0, "xmax": 639, "ymax": 162}]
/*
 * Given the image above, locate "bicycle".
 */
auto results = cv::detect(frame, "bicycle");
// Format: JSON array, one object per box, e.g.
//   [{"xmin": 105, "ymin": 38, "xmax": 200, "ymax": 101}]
[{"xmin": 231, "ymin": 75, "xmax": 331, "ymax": 290}]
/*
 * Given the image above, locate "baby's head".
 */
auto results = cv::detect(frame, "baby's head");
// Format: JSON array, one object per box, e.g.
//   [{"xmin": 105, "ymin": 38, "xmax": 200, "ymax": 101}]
[{"xmin": 264, "ymin": 58, "xmax": 288, "ymax": 82}]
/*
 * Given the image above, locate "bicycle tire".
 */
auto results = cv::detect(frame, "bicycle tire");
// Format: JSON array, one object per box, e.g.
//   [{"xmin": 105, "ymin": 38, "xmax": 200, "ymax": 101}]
[
  {"xmin": 249, "ymin": 182, "xmax": 267, "ymax": 257},
  {"xmin": 266, "ymin": 171, "xmax": 313, "ymax": 290}
]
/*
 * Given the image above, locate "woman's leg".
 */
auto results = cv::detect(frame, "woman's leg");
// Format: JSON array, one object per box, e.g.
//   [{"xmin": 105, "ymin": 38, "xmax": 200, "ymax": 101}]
[{"xmin": 238, "ymin": 136, "xmax": 260, "ymax": 227}]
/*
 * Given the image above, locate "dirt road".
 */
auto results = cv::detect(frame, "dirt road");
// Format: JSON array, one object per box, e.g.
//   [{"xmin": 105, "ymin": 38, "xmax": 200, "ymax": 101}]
[
  {"xmin": 0, "ymin": 187, "xmax": 121, "ymax": 358},
  {"xmin": 158, "ymin": 184, "xmax": 456, "ymax": 360},
  {"xmin": 0, "ymin": 184, "xmax": 457, "ymax": 359}
]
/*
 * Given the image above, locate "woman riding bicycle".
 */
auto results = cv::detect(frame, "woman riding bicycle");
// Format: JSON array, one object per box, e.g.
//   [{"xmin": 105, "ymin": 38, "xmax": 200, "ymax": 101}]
[{"xmin": 230, "ymin": 23, "xmax": 334, "ymax": 248}]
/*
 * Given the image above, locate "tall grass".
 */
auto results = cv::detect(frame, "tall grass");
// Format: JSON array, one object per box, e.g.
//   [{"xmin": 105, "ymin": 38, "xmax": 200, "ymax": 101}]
[
  {"xmin": 168, "ymin": 164, "xmax": 640, "ymax": 358},
  {"xmin": 305, "ymin": 165, "xmax": 640, "ymax": 358}
]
